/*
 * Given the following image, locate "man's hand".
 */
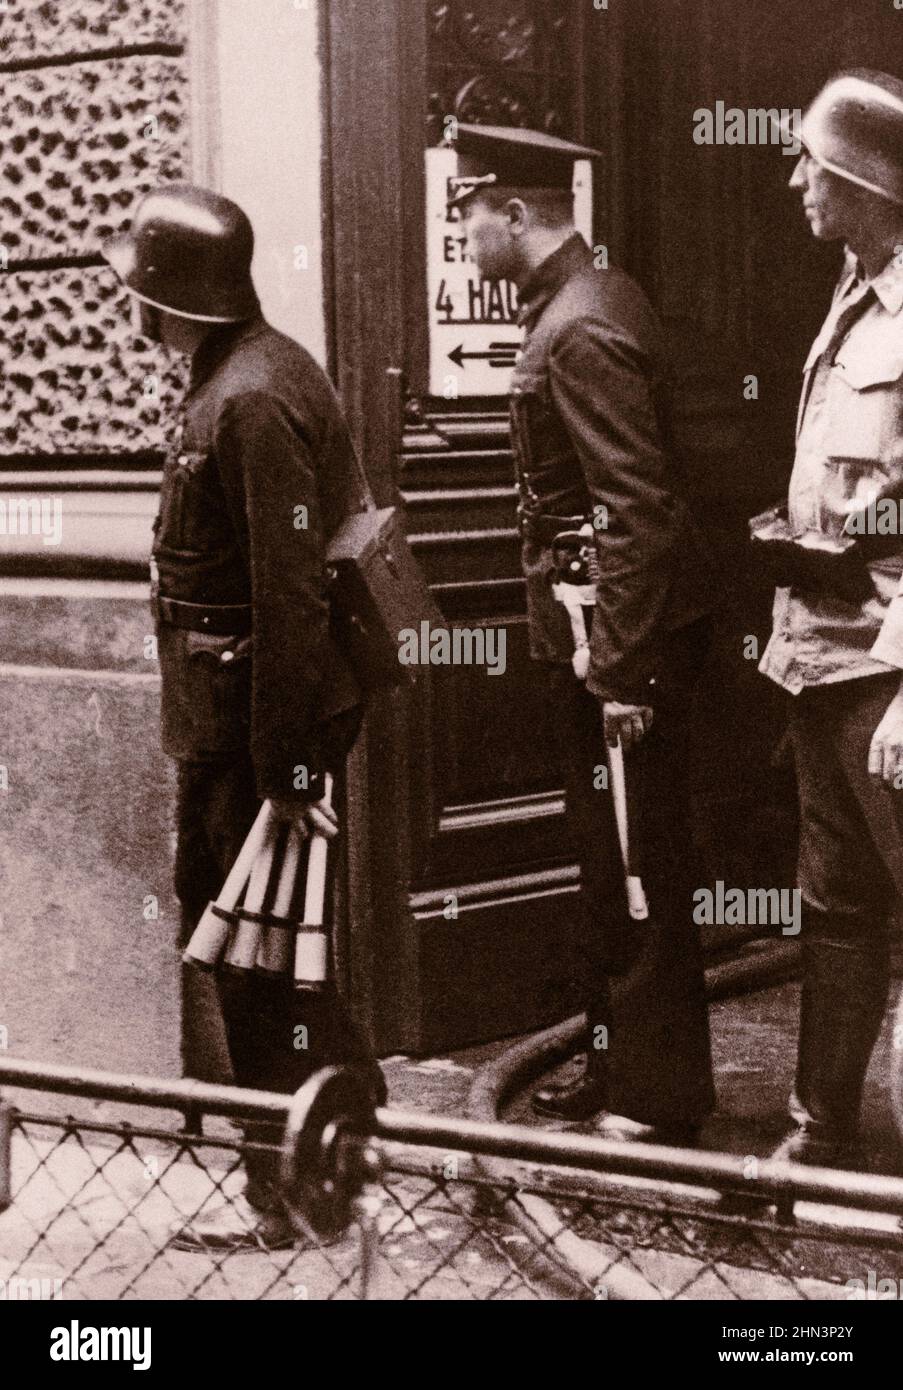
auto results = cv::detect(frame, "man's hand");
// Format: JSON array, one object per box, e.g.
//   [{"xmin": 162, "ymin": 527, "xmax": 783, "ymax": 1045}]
[
  {"xmin": 602, "ymin": 701, "xmax": 654, "ymax": 751},
  {"xmin": 270, "ymin": 795, "xmax": 339, "ymax": 839},
  {"xmin": 868, "ymin": 689, "xmax": 903, "ymax": 790}
]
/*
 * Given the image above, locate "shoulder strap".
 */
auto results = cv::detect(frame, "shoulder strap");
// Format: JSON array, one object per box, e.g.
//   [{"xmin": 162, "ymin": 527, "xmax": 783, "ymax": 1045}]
[{"xmin": 349, "ymin": 442, "xmax": 377, "ymax": 514}]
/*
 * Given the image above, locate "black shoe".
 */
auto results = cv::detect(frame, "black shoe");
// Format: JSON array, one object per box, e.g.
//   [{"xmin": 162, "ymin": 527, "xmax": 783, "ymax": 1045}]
[
  {"xmin": 596, "ymin": 1113, "xmax": 702, "ymax": 1147},
  {"xmin": 787, "ymin": 912, "xmax": 888, "ymax": 1165},
  {"xmin": 532, "ymin": 1077, "xmax": 608, "ymax": 1122},
  {"xmin": 168, "ymin": 1195, "xmax": 302, "ymax": 1253},
  {"xmin": 769, "ymin": 1127, "xmax": 863, "ymax": 1171}
]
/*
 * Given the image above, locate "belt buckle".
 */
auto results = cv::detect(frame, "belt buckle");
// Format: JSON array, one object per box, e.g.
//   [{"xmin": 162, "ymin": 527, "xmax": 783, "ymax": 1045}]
[{"xmin": 552, "ymin": 523, "xmax": 596, "ymax": 585}]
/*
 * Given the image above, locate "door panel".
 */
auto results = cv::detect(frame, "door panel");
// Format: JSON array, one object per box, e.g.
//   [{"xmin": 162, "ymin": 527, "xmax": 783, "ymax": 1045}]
[{"xmin": 328, "ymin": 0, "xmax": 903, "ymax": 1053}]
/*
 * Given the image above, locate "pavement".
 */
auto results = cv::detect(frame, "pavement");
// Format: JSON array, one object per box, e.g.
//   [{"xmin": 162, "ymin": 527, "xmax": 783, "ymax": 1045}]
[
  {"xmin": 1, "ymin": 978, "xmax": 902, "ymax": 1300},
  {"xmin": 384, "ymin": 978, "xmax": 903, "ymax": 1176}
]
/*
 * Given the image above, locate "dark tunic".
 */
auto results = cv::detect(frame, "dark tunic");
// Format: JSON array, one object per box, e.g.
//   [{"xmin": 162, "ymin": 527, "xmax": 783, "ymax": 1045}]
[
  {"xmin": 510, "ymin": 233, "xmax": 712, "ymax": 700},
  {"xmin": 153, "ymin": 311, "xmax": 364, "ymax": 801},
  {"xmin": 511, "ymin": 234, "xmax": 715, "ymax": 1127}
]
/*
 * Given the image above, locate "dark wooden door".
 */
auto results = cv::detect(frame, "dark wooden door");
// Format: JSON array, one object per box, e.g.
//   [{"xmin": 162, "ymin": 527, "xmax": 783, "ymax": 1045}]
[{"xmin": 326, "ymin": 0, "xmax": 903, "ymax": 1054}]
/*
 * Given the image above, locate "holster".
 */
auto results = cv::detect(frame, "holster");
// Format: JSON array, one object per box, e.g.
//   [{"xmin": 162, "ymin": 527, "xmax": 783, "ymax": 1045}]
[{"xmin": 748, "ymin": 504, "xmax": 875, "ymax": 604}]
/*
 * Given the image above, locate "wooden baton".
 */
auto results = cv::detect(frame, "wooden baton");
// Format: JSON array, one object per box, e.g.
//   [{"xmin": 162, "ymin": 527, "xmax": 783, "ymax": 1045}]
[{"xmin": 605, "ymin": 734, "xmax": 650, "ymax": 922}]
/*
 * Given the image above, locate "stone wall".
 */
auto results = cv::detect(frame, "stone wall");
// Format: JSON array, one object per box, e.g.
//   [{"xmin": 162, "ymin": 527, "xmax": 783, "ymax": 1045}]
[
  {"xmin": 0, "ymin": 0, "xmax": 190, "ymax": 457},
  {"xmin": 0, "ymin": 2, "xmax": 195, "ymax": 1081}
]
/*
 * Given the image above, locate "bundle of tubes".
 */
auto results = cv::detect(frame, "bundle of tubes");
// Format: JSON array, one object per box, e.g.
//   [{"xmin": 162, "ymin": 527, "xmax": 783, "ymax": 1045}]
[{"xmin": 182, "ymin": 775, "xmax": 334, "ymax": 990}]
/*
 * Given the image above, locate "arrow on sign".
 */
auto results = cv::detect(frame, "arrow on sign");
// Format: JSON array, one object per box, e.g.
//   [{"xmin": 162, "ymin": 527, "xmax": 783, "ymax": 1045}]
[{"xmin": 448, "ymin": 342, "xmax": 520, "ymax": 369}]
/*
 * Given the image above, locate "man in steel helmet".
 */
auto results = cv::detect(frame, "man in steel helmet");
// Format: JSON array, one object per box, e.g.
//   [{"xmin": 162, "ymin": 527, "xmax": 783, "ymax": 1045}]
[
  {"xmin": 104, "ymin": 184, "xmax": 384, "ymax": 1248},
  {"xmin": 758, "ymin": 71, "xmax": 903, "ymax": 1166}
]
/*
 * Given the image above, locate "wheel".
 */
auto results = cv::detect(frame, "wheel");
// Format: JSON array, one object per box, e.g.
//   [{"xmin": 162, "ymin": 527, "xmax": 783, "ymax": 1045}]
[{"xmin": 280, "ymin": 1066, "xmax": 376, "ymax": 1241}]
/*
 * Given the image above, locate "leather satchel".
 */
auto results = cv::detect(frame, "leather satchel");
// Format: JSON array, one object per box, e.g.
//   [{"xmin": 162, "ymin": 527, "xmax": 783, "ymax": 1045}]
[
  {"xmin": 325, "ymin": 505, "xmax": 443, "ymax": 692},
  {"xmin": 748, "ymin": 503, "xmax": 874, "ymax": 604}
]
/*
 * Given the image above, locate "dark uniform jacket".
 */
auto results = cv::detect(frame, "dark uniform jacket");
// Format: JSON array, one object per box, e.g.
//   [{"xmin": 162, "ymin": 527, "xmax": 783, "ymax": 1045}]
[
  {"xmin": 511, "ymin": 234, "xmax": 712, "ymax": 705},
  {"xmin": 152, "ymin": 313, "xmax": 364, "ymax": 800}
]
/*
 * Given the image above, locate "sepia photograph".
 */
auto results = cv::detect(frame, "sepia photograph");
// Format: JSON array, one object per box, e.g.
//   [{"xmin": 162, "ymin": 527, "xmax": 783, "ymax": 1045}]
[{"xmin": 2, "ymin": 0, "xmax": 903, "ymax": 1355}]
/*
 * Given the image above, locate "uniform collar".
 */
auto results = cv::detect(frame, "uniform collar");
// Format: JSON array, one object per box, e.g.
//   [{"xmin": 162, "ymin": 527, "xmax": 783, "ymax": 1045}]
[
  {"xmin": 844, "ymin": 248, "xmax": 903, "ymax": 315},
  {"xmin": 188, "ymin": 310, "xmax": 268, "ymax": 394},
  {"xmin": 516, "ymin": 233, "xmax": 592, "ymax": 332}
]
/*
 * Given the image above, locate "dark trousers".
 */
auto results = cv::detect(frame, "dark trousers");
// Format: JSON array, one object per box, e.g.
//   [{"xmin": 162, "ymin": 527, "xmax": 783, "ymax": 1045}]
[
  {"xmin": 792, "ymin": 673, "xmax": 903, "ymax": 916},
  {"xmin": 787, "ymin": 674, "xmax": 899, "ymax": 1139},
  {"xmin": 175, "ymin": 756, "xmax": 379, "ymax": 1209},
  {"xmin": 548, "ymin": 620, "xmax": 715, "ymax": 1128}
]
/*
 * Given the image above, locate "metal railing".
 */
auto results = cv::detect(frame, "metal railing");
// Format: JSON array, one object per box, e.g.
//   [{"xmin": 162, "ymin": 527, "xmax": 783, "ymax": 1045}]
[{"xmin": 1, "ymin": 1056, "xmax": 902, "ymax": 1301}]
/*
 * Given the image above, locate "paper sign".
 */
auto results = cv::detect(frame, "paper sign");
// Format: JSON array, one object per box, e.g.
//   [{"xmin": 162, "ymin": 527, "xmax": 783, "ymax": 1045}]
[{"xmin": 426, "ymin": 146, "xmax": 593, "ymax": 398}]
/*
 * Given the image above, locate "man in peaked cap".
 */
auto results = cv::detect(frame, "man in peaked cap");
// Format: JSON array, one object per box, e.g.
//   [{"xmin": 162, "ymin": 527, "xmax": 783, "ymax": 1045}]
[
  {"xmin": 104, "ymin": 184, "xmax": 384, "ymax": 1247},
  {"xmin": 453, "ymin": 126, "xmax": 717, "ymax": 1142},
  {"xmin": 757, "ymin": 71, "xmax": 903, "ymax": 1167}
]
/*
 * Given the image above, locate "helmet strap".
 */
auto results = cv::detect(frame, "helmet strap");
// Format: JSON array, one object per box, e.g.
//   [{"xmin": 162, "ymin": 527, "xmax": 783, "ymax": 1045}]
[{"xmin": 133, "ymin": 297, "xmax": 164, "ymax": 345}]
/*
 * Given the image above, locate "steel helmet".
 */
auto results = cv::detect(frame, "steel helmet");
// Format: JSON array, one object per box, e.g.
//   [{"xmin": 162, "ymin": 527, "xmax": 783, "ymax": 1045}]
[
  {"xmin": 800, "ymin": 70, "xmax": 903, "ymax": 205},
  {"xmin": 102, "ymin": 184, "xmax": 259, "ymax": 322}
]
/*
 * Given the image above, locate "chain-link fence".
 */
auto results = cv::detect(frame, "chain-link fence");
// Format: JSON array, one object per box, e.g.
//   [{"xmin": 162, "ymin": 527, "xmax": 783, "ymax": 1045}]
[{"xmin": 2, "ymin": 1057, "xmax": 903, "ymax": 1301}]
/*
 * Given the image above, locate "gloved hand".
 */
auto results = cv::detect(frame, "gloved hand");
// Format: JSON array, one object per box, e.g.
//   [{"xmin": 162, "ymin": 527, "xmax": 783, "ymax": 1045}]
[
  {"xmin": 601, "ymin": 701, "xmax": 654, "ymax": 751},
  {"xmin": 270, "ymin": 795, "xmax": 339, "ymax": 839}
]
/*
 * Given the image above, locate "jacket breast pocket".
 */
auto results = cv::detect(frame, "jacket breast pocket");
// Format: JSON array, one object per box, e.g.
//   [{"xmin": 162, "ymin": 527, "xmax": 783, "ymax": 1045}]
[
  {"xmin": 158, "ymin": 449, "xmax": 225, "ymax": 553},
  {"xmin": 158, "ymin": 627, "xmax": 252, "ymax": 760},
  {"xmin": 827, "ymin": 343, "xmax": 903, "ymax": 465}
]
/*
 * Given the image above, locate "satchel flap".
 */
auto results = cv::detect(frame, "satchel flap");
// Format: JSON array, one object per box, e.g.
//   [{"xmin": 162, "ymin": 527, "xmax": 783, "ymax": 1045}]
[
  {"xmin": 325, "ymin": 504, "xmax": 443, "ymax": 690},
  {"xmin": 326, "ymin": 507, "xmax": 396, "ymax": 563}
]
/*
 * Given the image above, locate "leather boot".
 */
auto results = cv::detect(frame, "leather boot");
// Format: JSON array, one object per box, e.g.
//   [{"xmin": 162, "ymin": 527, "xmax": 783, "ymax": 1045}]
[
  {"xmin": 168, "ymin": 1192, "xmax": 300, "ymax": 1253},
  {"xmin": 532, "ymin": 1067, "xmax": 607, "ymax": 1121},
  {"xmin": 596, "ymin": 1113, "xmax": 702, "ymax": 1147},
  {"xmin": 771, "ymin": 910, "xmax": 889, "ymax": 1168},
  {"xmin": 533, "ymin": 1001, "xmax": 609, "ymax": 1121}
]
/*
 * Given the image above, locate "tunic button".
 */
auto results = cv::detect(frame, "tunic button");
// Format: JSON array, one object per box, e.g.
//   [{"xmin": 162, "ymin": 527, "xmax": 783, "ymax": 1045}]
[{"xmin": 220, "ymin": 650, "xmax": 234, "ymax": 664}]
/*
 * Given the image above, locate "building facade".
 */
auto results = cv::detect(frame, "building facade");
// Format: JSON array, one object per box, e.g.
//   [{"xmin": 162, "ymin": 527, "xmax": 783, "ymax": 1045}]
[{"xmin": 2, "ymin": 0, "xmax": 901, "ymax": 1069}]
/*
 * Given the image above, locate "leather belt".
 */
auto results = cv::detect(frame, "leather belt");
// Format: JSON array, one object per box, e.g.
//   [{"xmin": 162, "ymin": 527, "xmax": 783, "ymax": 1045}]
[
  {"xmin": 152, "ymin": 595, "xmax": 252, "ymax": 636},
  {"xmin": 520, "ymin": 512, "xmax": 592, "ymax": 545}
]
